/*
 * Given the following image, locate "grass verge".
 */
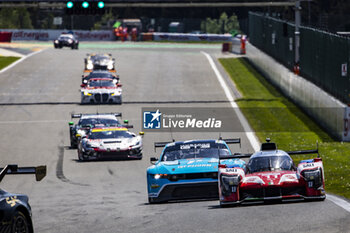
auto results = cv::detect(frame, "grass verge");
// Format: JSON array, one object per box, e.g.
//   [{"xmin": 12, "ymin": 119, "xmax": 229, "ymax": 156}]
[
  {"xmin": 219, "ymin": 57, "xmax": 350, "ymax": 199},
  {"xmin": 0, "ymin": 56, "xmax": 20, "ymax": 70}
]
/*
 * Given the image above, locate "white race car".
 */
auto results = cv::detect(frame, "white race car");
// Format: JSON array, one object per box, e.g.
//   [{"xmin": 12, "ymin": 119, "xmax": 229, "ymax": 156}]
[
  {"xmin": 77, "ymin": 127, "xmax": 144, "ymax": 161},
  {"xmin": 81, "ymin": 78, "xmax": 122, "ymax": 104}
]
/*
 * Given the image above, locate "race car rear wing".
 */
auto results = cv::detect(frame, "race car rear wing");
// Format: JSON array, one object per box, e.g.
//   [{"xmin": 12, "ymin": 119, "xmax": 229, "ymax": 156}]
[
  {"xmin": 220, "ymin": 138, "xmax": 241, "ymax": 148},
  {"xmin": 219, "ymin": 153, "xmax": 252, "ymax": 160},
  {"xmin": 154, "ymin": 141, "xmax": 173, "ymax": 152},
  {"xmin": 71, "ymin": 112, "xmax": 122, "ymax": 118},
  {"xmin": 287, "ymin": 149, "xmax": 319, "ymax": 158},
  {"xmin": 0, "ymin": 165, "xmax": 47, "ymax": 183}
]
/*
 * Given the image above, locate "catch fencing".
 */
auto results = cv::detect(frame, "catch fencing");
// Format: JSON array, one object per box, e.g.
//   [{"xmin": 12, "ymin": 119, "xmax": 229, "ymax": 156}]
[{"xmin": 249, "ymin": 12, "xmax": 350, "ymax": 104}]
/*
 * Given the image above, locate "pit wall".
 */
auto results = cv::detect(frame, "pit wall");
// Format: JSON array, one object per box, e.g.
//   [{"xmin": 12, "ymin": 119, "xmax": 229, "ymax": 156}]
[{"xmin": 246, "ymin": 43, "xmax": 348, "ymax": 141}]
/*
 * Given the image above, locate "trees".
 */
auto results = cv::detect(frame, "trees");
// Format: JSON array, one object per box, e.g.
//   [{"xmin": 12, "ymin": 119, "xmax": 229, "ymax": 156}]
[
  {"xmin": 0, "ymin": 8, "xmax": 33, "ymax": 29},
  {"xmin": 201, "ymin": 12, "xmax": 240, "ymax": 35}
]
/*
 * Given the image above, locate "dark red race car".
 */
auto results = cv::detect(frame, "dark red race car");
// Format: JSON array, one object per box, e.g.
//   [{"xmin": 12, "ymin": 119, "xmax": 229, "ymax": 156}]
[{"xmin": 218, "ymin": 139, "xmax": 326, "ymax": 206}]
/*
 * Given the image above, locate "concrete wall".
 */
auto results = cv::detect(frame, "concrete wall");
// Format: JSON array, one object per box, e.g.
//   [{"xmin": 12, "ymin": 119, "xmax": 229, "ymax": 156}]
[{"xmin": 246, "ymin": 43, "xmax": 347, "ymax": 141}]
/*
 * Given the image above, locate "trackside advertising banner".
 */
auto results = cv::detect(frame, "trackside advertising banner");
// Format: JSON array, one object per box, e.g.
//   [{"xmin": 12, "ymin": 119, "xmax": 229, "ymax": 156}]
[
  {"xmin": 152, "ymin": 33, "xmax": 233, "ymax": 42},
  {"xmin": 0, "ymin": 29, "xmax": 114, "ymax": 41}
]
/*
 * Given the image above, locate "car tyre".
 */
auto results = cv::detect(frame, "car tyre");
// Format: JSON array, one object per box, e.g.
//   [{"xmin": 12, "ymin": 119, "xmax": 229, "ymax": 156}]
[
  {"xmin": 12, "ymin": 211, "xmax": 30, "ymax": 233},
  {"xmin": 148, "ymin": 197, "xmax": 165, "ymax": 204}
]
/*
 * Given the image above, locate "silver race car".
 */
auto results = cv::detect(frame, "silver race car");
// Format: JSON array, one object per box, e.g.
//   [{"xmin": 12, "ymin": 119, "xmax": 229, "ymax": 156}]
[
  {"xmin": 77, "ymin": 127, "xmax": 144, "ymax": 161},
  {"xmin": 68, "ymin": 112, "xmax": 126, "ymax": 148},
  {"xmin": 80, "ymin": 78, "xmax": 122, "ymax": 104},
  {"xmin": 84, "ymin": 53, "xmax": 115, "ymax": 72}
]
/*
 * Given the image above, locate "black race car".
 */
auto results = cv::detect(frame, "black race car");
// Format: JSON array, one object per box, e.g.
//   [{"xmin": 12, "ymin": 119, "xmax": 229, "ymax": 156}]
[
  {"xmin": 82, "ymin": 70, "xmax": 120, "ymax": 85},
  {"xmin": 84, "ymin": 53, "xmax": 115, "ymax": 71},
  {"xmin": 0, "ymin": 164, "xmax": 46, "ymax": 233},
  {"xmin": 53, "ymin": 33, "xmax": 79, "ymax": 49}
]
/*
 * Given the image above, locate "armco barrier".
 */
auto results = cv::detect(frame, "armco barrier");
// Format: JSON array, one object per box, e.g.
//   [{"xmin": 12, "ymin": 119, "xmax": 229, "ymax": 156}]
[
  {"xmin": 246, "ymin": 43, "xmax": 347, "ymax": 141},
  {"xmin": 0, "ymin": 32, "xmax": 12, "ymax": 42},
  {"xmin": 152, "ymin": 33, "xmax": 233, "ymax": 42}
]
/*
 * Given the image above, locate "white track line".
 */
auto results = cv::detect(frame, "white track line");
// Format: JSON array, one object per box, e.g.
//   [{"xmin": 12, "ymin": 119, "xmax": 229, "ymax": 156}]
[
  {"xmin": 201, "ymin": 51, "xmax": 260, "ymax": 151},
  {"xmin": 202, "ymin": 51, "xmax": 350, "ymax": 213},
  {"xmin": 0, "ymin": 49, "xmax": 45, "ymax": 74},
  {"xmin": 327, "ymin": 195, "xmax": 350, "ymax": 213}
]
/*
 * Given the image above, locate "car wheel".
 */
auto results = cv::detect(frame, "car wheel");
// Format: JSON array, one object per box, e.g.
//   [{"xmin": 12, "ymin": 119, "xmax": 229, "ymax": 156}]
[
  {"xmin": 12, "ymin": 211, "xmax": 30, "ymax": 233},
  {"xmin": 70, "ymin": 141, "xmax": 76, "ymax": 149},
  {"xmin": 148, "ymin": 197, "xmax": 164, "ymax": 204},
  {"xmin": 78, "ymin": 151, "xmax": 84, "ymax": 161},
  {"xmin": 75, "ymin": 44, "xmax": 79, "ymax": 50}
]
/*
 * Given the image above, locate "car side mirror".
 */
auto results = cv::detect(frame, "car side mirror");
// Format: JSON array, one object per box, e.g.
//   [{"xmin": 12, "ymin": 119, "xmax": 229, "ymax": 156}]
[
  {"xmin": 150, "ymin": 157, "xmax": 158, "ymax": 164},
  {"xmin": 80, "ymin": 84, "xmax": 85, "ymax": 88},
  {"xmin": 117, "ymin": 84, "xmax": 122, "ymax": 87}
]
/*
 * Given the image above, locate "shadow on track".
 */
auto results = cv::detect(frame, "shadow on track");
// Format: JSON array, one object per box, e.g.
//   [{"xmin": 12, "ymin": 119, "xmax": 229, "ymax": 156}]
[{"xmin": 0, "ymin": 100, "xmax": 231, "ymax": 106}]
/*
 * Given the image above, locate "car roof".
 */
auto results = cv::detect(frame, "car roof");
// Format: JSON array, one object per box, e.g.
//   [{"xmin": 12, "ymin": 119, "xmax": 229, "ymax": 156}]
[
  {"xmin": 165, "ymin": 139, "xmax": 226, "ymax": 147},
  {"xmin": 250, "ymin": 149, "xmax": 291, "ymax": 159}
]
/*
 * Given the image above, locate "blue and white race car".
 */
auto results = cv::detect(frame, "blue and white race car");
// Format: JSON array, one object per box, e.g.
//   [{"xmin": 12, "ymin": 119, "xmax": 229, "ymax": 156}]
[{"xmin": 146, "ymin": 139, "xmax": 246, "ymax": 203}]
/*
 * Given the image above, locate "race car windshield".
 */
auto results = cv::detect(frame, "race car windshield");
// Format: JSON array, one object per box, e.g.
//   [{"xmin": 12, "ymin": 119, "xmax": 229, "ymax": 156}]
[
  {"xmin": 79, "ymin": 118, "xmax": 119, "ymax": 127},
  {"xmin": 89, "ymin": 130, "xmax": 133, "ymax": 139},
  {"xmin": 88, "ymin": 80, "xmax": 115, "ymax": 87},
  {"xmin": 161, "ymin": 142, "xmax": 230, "ymax": 161},
  {"xmin": 88, "ymin": 73, "xmax": 114, "ymax": 79},
  {"xmin": 247, "ymin": 155, "xmax": 293, "ymax": 173},
  {"xmin": 93, "ymin": 55, "xmax": 109, "ymax": 60},
  {"xmin": 59, "ymin": 35, "xmax": 72, "ymax": 40}
]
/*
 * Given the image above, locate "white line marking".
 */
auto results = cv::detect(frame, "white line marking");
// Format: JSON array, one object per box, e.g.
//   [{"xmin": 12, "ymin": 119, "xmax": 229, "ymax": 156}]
[
  {"xmin": 201, "ymin": 51, "xmax": 260, "ymax": 151},
  {"xmin": 202, "ymin": 52, "xmax": 350, "ymax": 213},
  {"xmin": 327, "ymin": 194, "xmax": 350, "ymax": 213},
  {"xmin": 0, "ymin": 120, "xmax": 67, "ymax": 124},
  {"xmin": 0, "ymin": 49, "xmax": 46, "ymax": 74}
]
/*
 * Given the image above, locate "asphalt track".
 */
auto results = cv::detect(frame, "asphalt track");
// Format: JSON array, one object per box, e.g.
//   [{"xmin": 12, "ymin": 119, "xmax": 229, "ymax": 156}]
[{"xmin": 0, "ymin": 42, "xmax": 349, "ymax": 233}]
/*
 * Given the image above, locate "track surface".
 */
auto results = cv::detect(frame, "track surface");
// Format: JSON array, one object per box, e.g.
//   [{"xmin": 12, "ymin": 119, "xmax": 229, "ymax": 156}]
[{"xmin": 0, "ymin": 43, "xmax": 349, "ymax": 233}]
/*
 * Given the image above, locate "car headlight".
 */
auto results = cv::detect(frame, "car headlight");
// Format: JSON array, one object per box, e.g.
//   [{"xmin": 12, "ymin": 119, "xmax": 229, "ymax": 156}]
[
  {"xmin": 54, "ymin": 40, "xmax": 58, "ymax": 43},
  {"xmin": 303, "ymin": 169, "xmax": 321, "ymax": 181},
  {"xmin": 83, "ymin": 91, "xmax": 92, "ymax": 96},
  {"xmin": 107, "ymin": 63, "xmax": 114, "ymax": 70},
  {"xmin": 86, "ymin": 63, "xmax": 93, "ymax": 70},
  {"xmin": 68, "ymin": 39, "xmax": 73, "ymax": 43},
  {"xmin": 222, "ymin": 175, "xmax": 240, "ymax": 186},
  {"xmin": 153, "ymin": 174, "xmax": 168, "ymax": 179}
]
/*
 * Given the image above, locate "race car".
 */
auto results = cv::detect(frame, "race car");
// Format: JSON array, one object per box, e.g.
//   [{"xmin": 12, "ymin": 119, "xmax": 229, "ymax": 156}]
[
  {"xmin": 84, "ymin": 53, "xmax": 115, "ymax": 72},
  {"xmin": 77, "ymin": 127, "xmax": 144, "ymax": 161},
  {"xmin": 218, "ymin": 138, "xmax": 326, "ymax": 206},
  {"xmin": 68, "ymin": 112, "xmax": 127, "ymax": 148},
  {"xmin": 0, "ymin": 164, "xmax": 46, "ymax": 233},
  {"xmin": 146, "ymin": 139, "xmax": 245, "ymax": 204},
  {"xmin": 53, "ymin": 33, "xmax": 79, "ymax": 49},
  {"xmin": 80, "ymin": 78, "xmax": 122, "ymax": 104},
  {"xmin": 82, "ymin": 70, "xmax": 120, "ymax": 85}
]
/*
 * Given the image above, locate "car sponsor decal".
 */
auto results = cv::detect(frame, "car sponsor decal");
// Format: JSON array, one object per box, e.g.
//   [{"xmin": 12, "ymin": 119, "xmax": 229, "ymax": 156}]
[
  {"xmin": 180, "ymin": 143, "xmax": 210, "ymax": 149},
  {"xmin": 92, "ymin": 127, "xmax": 127, "ymax": 132},
  {"xmin": 6, "ymin": 196, "xmax": 20, "ymax": 207}
]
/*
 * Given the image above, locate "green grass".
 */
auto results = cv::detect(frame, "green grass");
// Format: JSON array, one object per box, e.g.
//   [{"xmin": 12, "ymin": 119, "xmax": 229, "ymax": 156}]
[
  {"xmin": 219, "ymin": 57, "xmax": 350, "ymax": 199},
  {"xmin": 0, "ymin": 56, "xmax": 20, "ymax": 70}
]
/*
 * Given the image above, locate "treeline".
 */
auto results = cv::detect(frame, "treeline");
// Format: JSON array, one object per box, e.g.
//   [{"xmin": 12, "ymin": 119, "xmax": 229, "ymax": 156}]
[{"xmin": 200, "ymin": 13, "xmax": 240, "ymax": 35}]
